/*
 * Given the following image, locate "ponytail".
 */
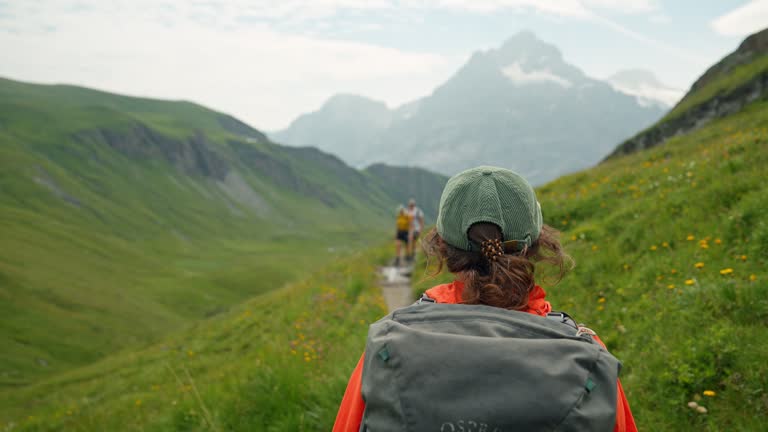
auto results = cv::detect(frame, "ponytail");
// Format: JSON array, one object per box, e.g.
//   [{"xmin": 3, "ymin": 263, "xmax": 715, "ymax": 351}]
[{"xmin": 422, "ymin": 223, "xmax": 572, "ymax": 310}]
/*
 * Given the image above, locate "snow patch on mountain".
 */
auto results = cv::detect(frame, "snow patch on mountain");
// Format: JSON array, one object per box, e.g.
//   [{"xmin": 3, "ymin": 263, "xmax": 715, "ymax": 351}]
[{"xmin": 502, "ymin": 62, "xmax": 573, "ymax": 88}]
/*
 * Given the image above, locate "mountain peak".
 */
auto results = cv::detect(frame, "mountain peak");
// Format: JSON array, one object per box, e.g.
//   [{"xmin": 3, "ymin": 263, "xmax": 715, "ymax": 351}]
[
  {"xmin": 322, "ymin": 93, "xmax": 388, "ymax": 111},
  {"xmin": 496, "ymin": 30, "xmax": 563, "ymax": 64}
]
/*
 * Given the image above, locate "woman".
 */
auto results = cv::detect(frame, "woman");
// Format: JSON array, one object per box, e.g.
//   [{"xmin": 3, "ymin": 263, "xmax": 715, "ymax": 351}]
[{"xmin": 334, "ymin": 166, "xmax": 637, "ymax": 431}]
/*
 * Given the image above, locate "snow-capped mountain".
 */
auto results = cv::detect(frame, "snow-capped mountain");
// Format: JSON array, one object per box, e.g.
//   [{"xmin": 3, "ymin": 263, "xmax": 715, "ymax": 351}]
[{"xmin": 272, "ymin": 32, "xmax": 665, "ymax": 185}]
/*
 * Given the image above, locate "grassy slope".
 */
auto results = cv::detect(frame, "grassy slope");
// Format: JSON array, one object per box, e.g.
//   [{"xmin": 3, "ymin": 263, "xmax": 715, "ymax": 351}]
[
  {"xmin": 0, "ymin": 246, "xmax": 391, "ymax": 431},
  {"xmin": 0, "ymin": 78, "xmax": 393, "ymax": 386},
  {"xmin": 5, "ymin": 100, "xmax": 767, "ymax": 431}
]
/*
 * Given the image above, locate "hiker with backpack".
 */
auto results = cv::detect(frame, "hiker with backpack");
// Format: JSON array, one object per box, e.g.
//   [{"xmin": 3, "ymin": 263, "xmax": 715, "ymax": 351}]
[
  {"xmin": 394, "ymin": 205, "xmax": 410, "ymax": 266},
  {"xmin": 334, "ymin": 166, "xmax": 637, "ymax": 432}
]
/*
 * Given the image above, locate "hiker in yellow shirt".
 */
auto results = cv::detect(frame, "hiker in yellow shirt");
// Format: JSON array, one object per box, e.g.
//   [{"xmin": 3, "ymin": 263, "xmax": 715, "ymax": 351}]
[{"xmin": 394, "ymin": 206, "xmax": 410, "ymax": 266}]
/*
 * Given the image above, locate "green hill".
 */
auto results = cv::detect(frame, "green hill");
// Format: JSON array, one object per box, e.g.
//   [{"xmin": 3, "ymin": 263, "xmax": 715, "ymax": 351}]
[{"xmin": 0, "ymin": 77, "xmax": 444, "ymax": 386}]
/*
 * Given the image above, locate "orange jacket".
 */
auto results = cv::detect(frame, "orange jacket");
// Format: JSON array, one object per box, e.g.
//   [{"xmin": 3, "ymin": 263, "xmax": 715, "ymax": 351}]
[{"xmin": 333, "ymin": 281, "xmax": 638, "ymax": 432}]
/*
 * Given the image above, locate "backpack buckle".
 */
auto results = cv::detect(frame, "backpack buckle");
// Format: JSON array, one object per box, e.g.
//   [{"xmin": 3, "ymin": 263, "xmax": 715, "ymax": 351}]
[
  {"xmin": 576, "ymin": 326, "xmax": 597, "ymax": 337},
  {"xmin": 418, "ymin": 293, "xmax": 436, "ymax": 304}
]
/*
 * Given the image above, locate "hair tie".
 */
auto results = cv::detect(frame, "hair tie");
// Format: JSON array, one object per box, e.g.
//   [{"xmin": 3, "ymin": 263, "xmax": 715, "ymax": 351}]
[{"xmin": 480, "ymin": 238, "xmax": 504, "ymax": 262}]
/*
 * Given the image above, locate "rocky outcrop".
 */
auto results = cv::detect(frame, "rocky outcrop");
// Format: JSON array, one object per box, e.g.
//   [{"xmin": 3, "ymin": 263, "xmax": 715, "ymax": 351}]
[
  {"xmin": 605, "ymin": 70, "xmax": 768, "ymax": 159},
  {"xmin": 73, "ymin": 124, "xmax": 230, "ymax": 180},
  {"xmin": 227, "ymin": 139, "xmax": 345, "ymax": 207}
]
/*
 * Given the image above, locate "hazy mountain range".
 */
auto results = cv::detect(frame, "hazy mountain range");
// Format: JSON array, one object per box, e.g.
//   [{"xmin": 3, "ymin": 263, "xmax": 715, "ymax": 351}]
[{"xmin": 272, "ymin": 31, "xmax": 672, "ymax": 185}]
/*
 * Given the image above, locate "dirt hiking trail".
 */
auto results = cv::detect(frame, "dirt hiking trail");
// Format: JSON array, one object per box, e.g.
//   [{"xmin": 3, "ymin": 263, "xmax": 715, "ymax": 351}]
[{"xmin": 379, "ymin": 263, "xmax": 413, "ymax": 313}]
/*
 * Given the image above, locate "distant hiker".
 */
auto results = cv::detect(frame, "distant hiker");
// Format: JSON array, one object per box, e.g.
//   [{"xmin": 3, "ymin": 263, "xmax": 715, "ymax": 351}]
[
  {"xmin": 394, "ymin": 206, "xmax": 410, "ymax": 266},
  {"xmin": 334, "ymin": 166, "xmax": 637, "ymax": 432},
  {"xmin": 405, "ymin": 198, "xmax": 424, "ymax": 262}
]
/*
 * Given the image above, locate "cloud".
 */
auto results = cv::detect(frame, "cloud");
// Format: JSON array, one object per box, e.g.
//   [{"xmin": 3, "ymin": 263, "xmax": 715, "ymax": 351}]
[
  {"xmin": 0, "ymin": 3, "xmax": 461, "ymax": 129},
  {"xmin": 582, "ymin": 0, "xmax": 658, "ymax": 14},
  {"xmin": 711, "ymin": 0, "xmax": 768, "ymax": 37},
  {"xmin": 649, "ymin": 13, "xmax": 671, "ymax": 24}
]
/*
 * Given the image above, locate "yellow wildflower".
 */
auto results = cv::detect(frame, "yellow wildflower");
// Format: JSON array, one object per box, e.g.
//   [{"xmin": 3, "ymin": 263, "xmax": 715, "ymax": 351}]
[
  {"xmin": 670, "ymin": 269, "xmax": 678, "ymax": 274},
  {"xmin": 135, "ymin": 399, "xmax": 142, "ymax": 407},
  {"xmin": 694, "ymin": 262, "xmax": 704, "ymax": 269},
  {"xmin": 662, "ymin": 242, "xmax": 669, "ymax": 248},
  {"xmin": 685, "ymin": 279, "xmax": 695, "ymax": 285},
  {"xmin": 597, "ymin": 305, "xmax": 604, "ymax": 311},
  {"xmin": 741, "ymin": 255, "xmax": 747, "ymax": 261},
  {"xmin": 667, "ymin": 284, "xmax": 675, "ymax": 289},
  {"xmin": 714, "ymin": 238, "xmax": 722, "ymax": 245},
  {"xmin": 686, "ymin": 235, "xmax": 695, "ymax": 241},
  {"xmin": 720, "ymin": 268, "xmax": 734, "ymax": 275},
  {"xmin": 750, "ymin": 274, "xmax": 757, "ymax": 282},
  {"xmin": 650, "ymin": 245, "xmax": 658, "ymax": 251},
  {"xmin": 598, "ymin": 297, "xmax": 606, "ymax": 303},
  {"xmin": 703, "ymin": 390, "xmax": 716, "ymax": 397}
]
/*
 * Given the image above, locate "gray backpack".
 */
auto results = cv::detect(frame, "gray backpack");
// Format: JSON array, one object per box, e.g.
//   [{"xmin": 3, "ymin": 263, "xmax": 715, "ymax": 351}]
[{"xmin": 360, "ymin": 301, "xmax": 621, "ymax": 431}]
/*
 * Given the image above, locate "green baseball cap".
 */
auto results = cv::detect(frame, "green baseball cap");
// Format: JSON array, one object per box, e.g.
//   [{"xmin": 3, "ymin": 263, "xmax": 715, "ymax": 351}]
[{"xmin": 436, "ymin": 166, "xmax": 543, "ymax": 251}]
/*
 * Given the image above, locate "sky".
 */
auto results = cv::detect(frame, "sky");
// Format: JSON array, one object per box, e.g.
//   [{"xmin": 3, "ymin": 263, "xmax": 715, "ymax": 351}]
[{"xmin": 1, "ymin": 0, "xmax": 766, "ymax": 131}]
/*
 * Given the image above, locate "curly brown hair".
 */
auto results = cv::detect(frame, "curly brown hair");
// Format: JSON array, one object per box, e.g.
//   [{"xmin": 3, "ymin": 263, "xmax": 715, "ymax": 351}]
[{"xmin": 422, "ymin": 223, "xmax": 573, "ymax": 310}]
